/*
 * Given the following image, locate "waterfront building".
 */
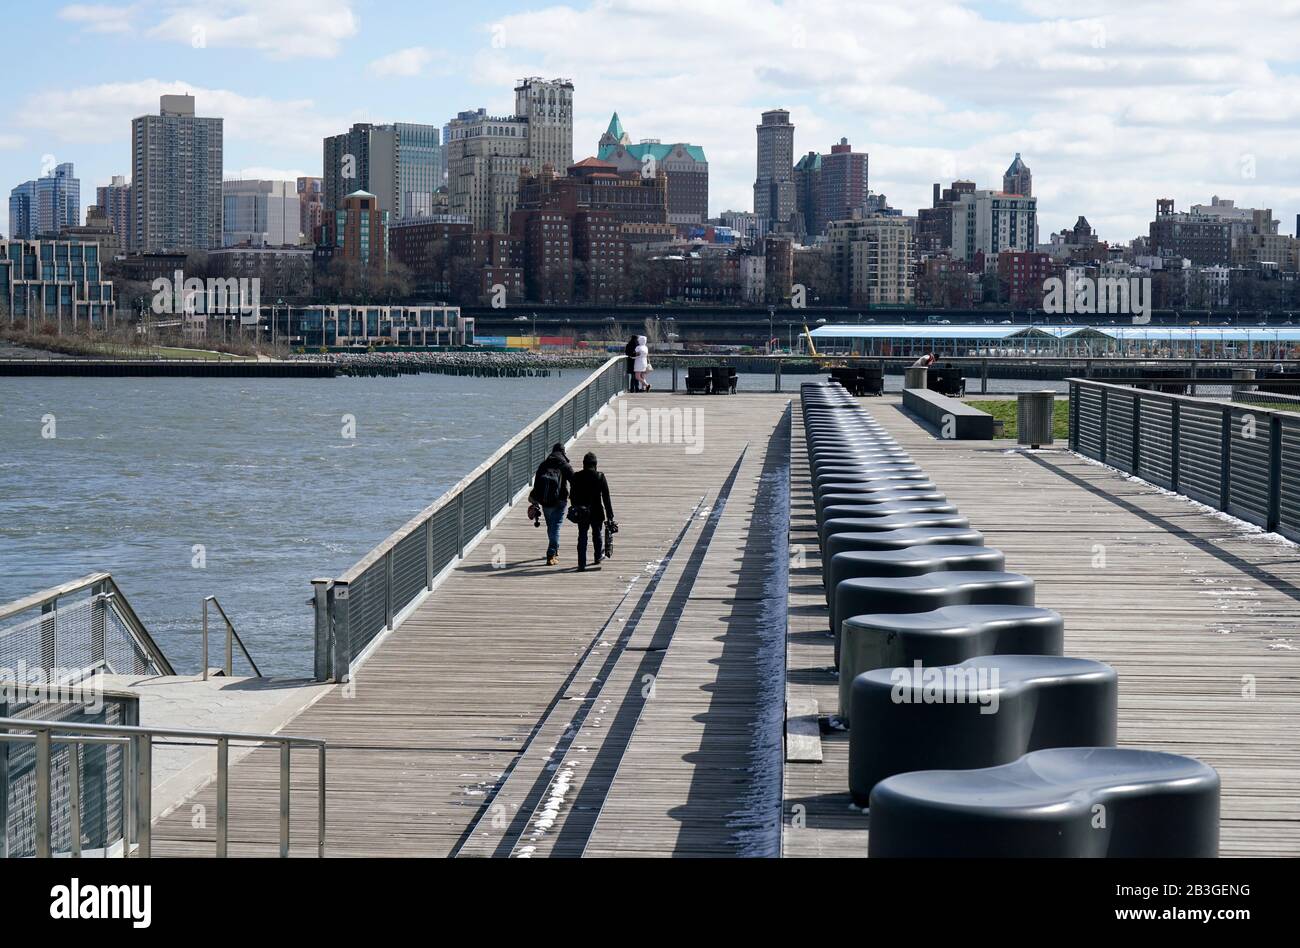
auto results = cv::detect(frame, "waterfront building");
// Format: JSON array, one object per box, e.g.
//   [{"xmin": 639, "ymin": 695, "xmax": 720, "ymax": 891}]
[
  {"xmin": 208, "ymin": 245, "xmax": 314, "ymax": 301},
  {"xmin": 8, "ymin": 162, "xmax": 80, "ymax": 239},
  {"xmin": 131, "ymin": 95, "xmax": 223, "ymax": 252},
  {"xmin": 222, "ymin": 180, "xmax": 298, "ymax": 247},
  {"xmin": 1149, "ymin": 199, "xmax": 1232, "ymax": 266},
  {"xmin": 754, "ymin": 109, "xmax": 796, "ymax": 231},
  {"xmin": 996, "ymin": 250, "xmax": 1053, "ymax": 307},
  {"xmin": 319, "ymin": 190, "xmax": 388, "ymax": 268},
  {"xmin": 0, "ymin": 238, "xmax": 116, "ymax": 327},
  {"xmin": 596, "ymin": 113, "xmax": 708, "ymax": 224},
  {"xmin": 389, "ymin": 216, "xmax": 474, "ymax": 295},
  {"xmin": 447, "ymin": 78, "xmax": 575, "ymax": 233},
  {"xmin": 285, "ymin": 303, "xmax": 470, "ymax": 348}
]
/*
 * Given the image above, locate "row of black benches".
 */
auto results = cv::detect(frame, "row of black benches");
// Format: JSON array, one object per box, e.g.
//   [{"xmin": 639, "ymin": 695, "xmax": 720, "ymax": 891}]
[
  {"xmin": 829, "ymin": 363, "xmax": 966, "ymax": 398},
  {"xmin": 801, "ymin": 380, "xmax": 1220, "ymax": 857},
  {"xmin": 684, "ymin": 365, "xmax": 738, "ymax": 395}
]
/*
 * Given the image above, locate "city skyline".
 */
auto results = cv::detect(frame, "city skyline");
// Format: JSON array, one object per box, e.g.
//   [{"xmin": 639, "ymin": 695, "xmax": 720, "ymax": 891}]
[{"xmin": 3, "ymin": 1, "xmax": 1300, "ymax": 243}]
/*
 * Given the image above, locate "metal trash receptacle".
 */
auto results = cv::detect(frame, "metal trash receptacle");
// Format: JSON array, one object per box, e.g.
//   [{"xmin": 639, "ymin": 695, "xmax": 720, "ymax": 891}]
[
  {"xmin": 904, "ymin": 367, "xmax": 928, "ymax": 390},
  {"xmin": 1017, "ymin": 391, "xmax": 1056, "ymax": 448}
]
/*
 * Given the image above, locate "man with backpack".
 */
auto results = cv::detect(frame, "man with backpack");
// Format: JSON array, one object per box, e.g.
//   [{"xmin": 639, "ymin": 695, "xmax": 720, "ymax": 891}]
[
  {"xmin": 530, "ymin": 443, "xmax": 573, "ymax": 566},
  {"xmin": 567, "ymin": 452, "xmax": 615, "ymax": 572}
]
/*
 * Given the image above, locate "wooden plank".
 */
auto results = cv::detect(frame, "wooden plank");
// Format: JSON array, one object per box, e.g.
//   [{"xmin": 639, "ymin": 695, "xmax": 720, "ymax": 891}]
[{"xmin": 785, "ymin": 698, "xmax": 822, "ymax": 763}]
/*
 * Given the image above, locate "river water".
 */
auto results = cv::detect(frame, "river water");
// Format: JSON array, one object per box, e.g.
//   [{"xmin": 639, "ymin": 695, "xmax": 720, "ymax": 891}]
[{"xmin": 0, "ymin": 373, "xmax": 581, "ymax": 678}]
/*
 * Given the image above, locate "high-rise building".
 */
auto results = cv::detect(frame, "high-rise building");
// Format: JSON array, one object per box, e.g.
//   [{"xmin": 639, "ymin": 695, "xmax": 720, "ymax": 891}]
[
  {"xmin": 9, "ymin": 163, "xmax": 80, "ymax": 239},
  {"xmin": 96, "ymin": 175, "xmax": 131, "ymax": 247},
  {"xmin": 447, "ymin": 78, "xmax": 575, "ymax": 233},
  {"xmin": 1003, "ymin": 153, "xmax": 1032, "ymax": 197},
  {"xmin": 917, "ymin": 180, "xmax": 976, "ymax": 255},
  {"xmin": 951, "ymin": 190, "xmax": 1037, "ymax": 269},
  {"xmin": 319, "ymin": 190, "xmax": 388, "ymax": 268},
  {"xmin": 222, "ymin": 180, "xmax": 298, "ymax": 247},
  {"xmin": 754, "ymin": 109, "xmax": 795, "ymax": 231},
  {"xmin": 827, "ymin": 216, "xmax": 916, "ymax": 304},
  {"xmin": 297, "ymin": 177, "xmax": 323, "ymax": 245},
  {"xmin": 792, "ymin": 138, "xmax": 869, "ymax": 236},
  {"xmin": 131, "ymin": 95, "xmax": 223, "ymax": 252},
  {"xmin": 596, "ymin": 114, "xmax": 709, "ymax": 224},
  {"xmin": 322, "ymin": 123, "xmax": 443, "ymax": 221}
]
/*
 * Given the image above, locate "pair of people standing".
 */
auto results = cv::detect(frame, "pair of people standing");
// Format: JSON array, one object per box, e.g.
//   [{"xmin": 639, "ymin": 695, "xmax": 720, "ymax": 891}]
[
  {"xmin": 529, "ymin": 444, "xmax": 615, "ymax": 571},
  {"xmin": 625, "ymin": 335, "xmax": 651, "ymax": 392}
]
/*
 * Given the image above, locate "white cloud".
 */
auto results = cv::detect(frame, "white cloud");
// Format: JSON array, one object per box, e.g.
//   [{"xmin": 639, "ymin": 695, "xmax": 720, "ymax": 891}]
[
  {"xmin": 58, "ymin": 3, "xmax": 138, "ymax": 33},
  {"xmin": 369, "ymin": 47, "xmax": 434, "ymax": 78},
  {"xmin": 149, "ymin": 0, "xmax": 359, "ymax": 59}
]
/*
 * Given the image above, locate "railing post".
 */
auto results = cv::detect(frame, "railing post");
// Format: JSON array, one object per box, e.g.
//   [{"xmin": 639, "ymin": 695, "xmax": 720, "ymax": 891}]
[
  {"xmin": 216, "ymin": 737, "xmax": 228, "ymax": 857},
  {"xmin": 40, "ymin": 599, "xmax": 56, "ymax": 670},
  {"xmin": 456, "ymin": 492, "xmax": 466, "ymax": 559},
  {"xmin": 317, "ymin": 745, "xmax": 327, "ymax": 858},
  {"xmin": 134, "ymin": 733, "xmax": 151, "ymax": 858},
  {"xmin": 331, "ymin": 582, "xmax": 351, "ymax": 683},
  {"xmin": 1220, "ymin": 405, "xmax": 1232, "ymax": 511},
  {"xmin": 1132, "ymin": 393, "xmax": 1143, "ymax": 475},
  {"xmin": 1171, "ymin": 401, "xmax": 1182, "ymax": 493},
  {"xmin": 1099, "ymin": 387, "xmax": 1109, "ymax": 464},
  {"xmin": 384, "ymin": 549, "xmax": 394, "ymax": 631},
  {"xmin": 1269, "ymin": 415, "xmax": 1282, "ymax": 533},
  {"xmin": 311, "ymin": 580, "xmax": 331, "ymax": 682},
  {"xmin": 202, "ymin": 598, "xmax": 210, "ymax": 682},
  {"xmin": 280, "ymin": 742, "xmax": 291, "ymax": 858},
  {"xmin": 0, "ymin": 720, "xmax": 8, "ymax": 859},
  {"xmin": 90, "ymin": 581, "xmax": 106, "ymax": 668},
  {"xmin": 981, "ymin": 358, "xmax": 989, "ymax": 394},
  {"xmin": 35, "ymin": 727, "xmax": 51, "ymax": 858},
  {"xmin": 775, "ymin": 357, "xmax": 782, "ymax": 393},
  {"xmin": 1068, "ymin": 381, "xmax": 1078, "ymax": 451},
  {"xmin": 425, "ymin": 518, "xmax": 435, "ymax": 590},
  {"xmin": 484, "ymin": 466, "xmax": 493, "ymax": 529},
  {"xmin": 69, "ymin": 742, "xmax": 82, "ymax": 858},
  {"xmin": 225, "ymin": 615, "xmax": 234, "ymax": 678},
  {"xmin": 672, "ymin": 356, "xmax": 678, "ymax": 393},
  {"xmin": 1190, "ymin": 360, "xmax": 1199, "ymax": 397}
]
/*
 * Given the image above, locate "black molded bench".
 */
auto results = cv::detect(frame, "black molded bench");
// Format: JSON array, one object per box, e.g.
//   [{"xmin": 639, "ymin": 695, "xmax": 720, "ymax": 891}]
[
  {"xmin": 823, "ymin": 528, "xmax": 987, "ymax": 595},
  {"xmin": 839, "ymin": 605, "xmax": 1064, "ymax": 708},
  {"xmin": 825, "ymin": 542, "xmax": 1001, "ymax": 613},
  {"xmin": 815, "ymin": 489, "xmax": 947, "ymax": 521},
  {"xmin": 848, "ymin": 655, "xmax": 1117, "ymax": 801},
  {"xmin": 830, "ymin": 570, "xmax": 1034, "ymax": 665},
  {"xmin": 867, "ymin": 747, "xmax": 1220, "ymax": 857},
  {"xmin": 821, "ymin": 515, "xmax": 972, "ymax": 557},
  {"xmin": 901, "ymin": 388, "xmax": 994, "ymax": 440}
]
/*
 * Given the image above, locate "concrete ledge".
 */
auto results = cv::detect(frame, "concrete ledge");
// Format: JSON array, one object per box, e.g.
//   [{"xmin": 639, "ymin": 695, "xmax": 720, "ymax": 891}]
[{"xmin": 902, "ymin": 387, "xmax": 994, "ymax": 440}]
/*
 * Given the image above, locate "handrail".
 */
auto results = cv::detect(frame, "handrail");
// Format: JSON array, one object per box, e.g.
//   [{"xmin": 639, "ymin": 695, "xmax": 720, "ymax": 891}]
[
  {"xmin": 335, "ymin": 354, "xmax": 624, "ymax": 584},
  {"xmin": 0, "ymin": 572, "xmax": 175, "ymax": 676},
  {"xmin": 0, "ymin": 715, "xmax": 325, "ymax": 859},
  {"xmin": 202, "ymin": 596, "xmax": 262, "ymax": 680}
]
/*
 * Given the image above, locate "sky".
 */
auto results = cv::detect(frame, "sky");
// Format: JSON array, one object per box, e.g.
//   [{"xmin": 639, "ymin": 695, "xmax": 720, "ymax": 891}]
[{"xmin": 4, "ymin": 0, "xmax": 1300, "ymax": 243}]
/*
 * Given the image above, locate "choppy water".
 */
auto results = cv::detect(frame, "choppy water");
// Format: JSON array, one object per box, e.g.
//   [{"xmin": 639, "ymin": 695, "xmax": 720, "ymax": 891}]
[{"xmin": 0, "ymin": 374, "xmax": 581, "ymax": 677}]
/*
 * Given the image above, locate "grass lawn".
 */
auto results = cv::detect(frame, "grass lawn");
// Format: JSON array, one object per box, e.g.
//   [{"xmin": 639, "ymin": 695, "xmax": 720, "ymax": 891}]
[{"xmin": 971, "ymin": 398, "xmax": 1071, "ymax": 441}]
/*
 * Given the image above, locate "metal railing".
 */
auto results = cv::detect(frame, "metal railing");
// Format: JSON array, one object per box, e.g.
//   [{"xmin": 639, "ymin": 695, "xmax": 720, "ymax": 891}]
[
  {"xmin": 0, "ymin": 573, "xmax": 175, "ymax": 678},
  {"xmin": 1069, "ymin": 377, "xmax": 1300, "ymax": 542},
  {"xmin": 202, "ymin": 596, "xmax": 261, "ymax": 680},
  {"xmin": 311, "ymin": 355, "xmax": 627, "ymax": 682},
  {"xmin": 0, "ymin": 715, "xmax": 325, "ymax": 858},
  {"xmin": 659, "ymin": 354, "xmax": 1298, "ymax": 395}
]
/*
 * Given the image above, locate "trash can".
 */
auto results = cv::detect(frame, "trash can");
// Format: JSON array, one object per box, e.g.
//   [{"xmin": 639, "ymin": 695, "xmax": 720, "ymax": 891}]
[
  {"xmin": 1231, "ymin": 367, "xmax": 1256, "ymax": 401},
  {"xmin": 904, "ymin": 367, "xmax": 928, "ymax": 390},
  {"xmin": 1017, "ymin": 391, "xmax": 1056, "ymax": 448}
]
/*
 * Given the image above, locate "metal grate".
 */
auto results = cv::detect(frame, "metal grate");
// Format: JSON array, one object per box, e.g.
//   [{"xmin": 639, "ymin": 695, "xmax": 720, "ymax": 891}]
[{"xmin": 0, "ymin": 592, "xmax": 160, "ymax": 679}]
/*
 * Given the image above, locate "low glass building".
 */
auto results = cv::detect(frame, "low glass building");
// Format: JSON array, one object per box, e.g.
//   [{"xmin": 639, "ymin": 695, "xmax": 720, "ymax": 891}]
[{"xmin": 0, "ymin": 239, "xmax": 116, "ymax": 328}]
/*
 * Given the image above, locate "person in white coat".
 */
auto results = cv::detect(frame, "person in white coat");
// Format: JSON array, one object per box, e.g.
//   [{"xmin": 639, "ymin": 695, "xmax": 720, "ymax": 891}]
[{"xmin": 633, "ymin": 335, "xmax": 651, "ymax": 392}]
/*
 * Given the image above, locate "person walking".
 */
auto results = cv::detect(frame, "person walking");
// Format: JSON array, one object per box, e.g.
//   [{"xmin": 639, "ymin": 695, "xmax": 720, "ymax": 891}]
[
  {"xmin": 568, "ymin": 452, "xmax": 615, "ymax": 572},
  {"xmin": 530, "ymin": 443, "xmax": 573, "ymax": 566},
  {"xmin": 625, "ymin": 335, "xmax": 640, "ymax": 392},
  {"xmin": 633, "ymin": 335, "xmax": 651, "ymax": 392}
]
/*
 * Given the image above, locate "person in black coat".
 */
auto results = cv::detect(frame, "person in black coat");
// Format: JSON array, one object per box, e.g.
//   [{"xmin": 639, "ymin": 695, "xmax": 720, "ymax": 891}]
[
  {"xmin": 568, "ymin": 452, "xmax": 615, "ymax": 571},
  {"xmin": 529, "ymin": 443, "xmax": 573, "ymax": 565},
  {"xmin": 624, "ymin": 335, "xmax": 640, "ymax": 392}
]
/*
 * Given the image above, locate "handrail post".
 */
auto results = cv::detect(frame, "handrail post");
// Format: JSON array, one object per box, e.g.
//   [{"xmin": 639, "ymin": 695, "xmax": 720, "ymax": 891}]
[
  {"xmin": 225, "ymin": 614, "xmax": 233, "ymax": 677},
  {"xmin": 424, "ymin": 518, "xmax": 435, "ymax": 590},
  {"xmin": 1171, "ymin": 401, "xmax": 1182, "ymax": 493},
  {"xmin": 456, "ymin": 493, "xmax": 466, "ymax": 559},
  {"xmin": 90, "ymin": 580, "xmax": 107, "ymax": 668},
  {"xmin": 216, "ymin": 737, "xmax": 228, "ymax": 857},
  {"xmin": 311, "ymin": 580, "xmax": 331, "ymax": 682},
  {"xmin": 279, "ymin": 741, "xmax": 290, "ymax": 858},
  {"xmin": 775, "ymin": 357, "xmax": 782, "ymax": 393},
  {"xmin": 1220, "ymin": 405, "xmax": 1233, "ymax": 511},
  {"xmin": 69, "ymin": 741, "xmax": 82, "ymax": 857},
  {"xmin": 331, "ymin": 582, "xmax": 351, "ymax": 683},
  {"xmin": 1099, "ymin": 387, "xmax": 1109, "ymax": 464},
  {"xmin": 1269, "ymin": 415, "xmax": 1283, "ymax": 533},
  {"xmin": 35, "ymin": 727, "xmax": 51, "ymax": 857},
  {"xmin": 317, "ymin": 745, "xmax": 327, "ymax": 858},
  {"xmin": 1132, "ymin": 393, "xmax": 1143, "ymax": 475},
  {"xmin": 202, "ymin": 597, "xmax": 209, "ymax": 681},
  {"xmin": 134, "ymin": 733, "xmax": 151, "ymax": 857},
  {"xmin": 384, "ymin": 549, "xmax": 394, "ymax": 632}
]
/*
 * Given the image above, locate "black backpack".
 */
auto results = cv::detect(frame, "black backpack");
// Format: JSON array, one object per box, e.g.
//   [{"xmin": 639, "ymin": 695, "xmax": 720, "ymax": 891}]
[{"xmin": 537, "ymin": 464, "xmax": 564, "ymax": 507}]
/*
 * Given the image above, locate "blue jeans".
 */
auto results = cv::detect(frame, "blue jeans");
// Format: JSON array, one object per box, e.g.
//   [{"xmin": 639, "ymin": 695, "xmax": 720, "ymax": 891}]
[{"xmin": 544, "ymin": 504, "xmax": 566, "ymax": 558}]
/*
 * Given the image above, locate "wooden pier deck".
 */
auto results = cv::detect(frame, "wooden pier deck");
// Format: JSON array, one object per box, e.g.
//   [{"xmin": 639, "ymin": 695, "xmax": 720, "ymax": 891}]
[
  {"xmin": 784, "ymin": 394, "xmax": 1300, "ymax": 858},
  {"xmin": 151, "ymin": 392, "xmax": 793, "ymax": 857}
]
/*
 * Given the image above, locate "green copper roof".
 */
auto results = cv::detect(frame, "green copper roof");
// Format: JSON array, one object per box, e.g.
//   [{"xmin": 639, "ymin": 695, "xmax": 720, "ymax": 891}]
[
  {"xmin": 606, "ymin": 112, "xmax": 626, "ymax": 140},
  {"xmin": 597, "ymin": 141, "xmax": 708, "ymax": 163},
  {"xmin": 794, "ymin": 152, "xmax": 822, "ymax": 172}
]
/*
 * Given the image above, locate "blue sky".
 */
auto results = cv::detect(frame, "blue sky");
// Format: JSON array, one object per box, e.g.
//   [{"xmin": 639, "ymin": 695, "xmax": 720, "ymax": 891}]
[{"xmin": 6, "ymin": 0, "xmax": 1300, "ymax": 243}]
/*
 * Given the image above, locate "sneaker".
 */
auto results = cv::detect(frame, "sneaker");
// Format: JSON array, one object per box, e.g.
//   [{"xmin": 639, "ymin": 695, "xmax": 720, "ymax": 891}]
[{"xmin": 546, "ymin": 555, "xmax": 558, "ymax": 566}]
